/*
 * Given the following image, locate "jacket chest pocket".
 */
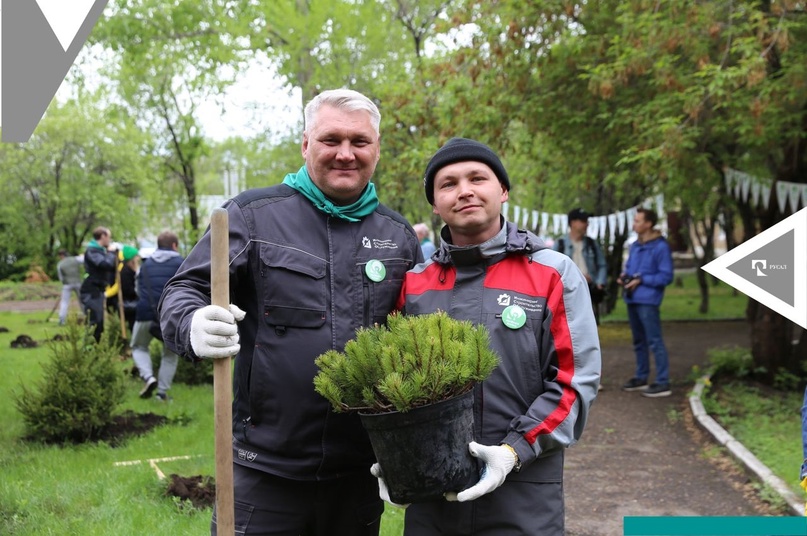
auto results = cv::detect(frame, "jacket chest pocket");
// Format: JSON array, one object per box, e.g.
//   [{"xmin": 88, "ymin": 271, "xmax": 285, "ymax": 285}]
[
  {"xmin": 361, "ymin": 259, "xmax": 408, "ymax": 326},
  {"xmin": 260, "ymin": 244, "xmax": 327, "ymax": 331}
]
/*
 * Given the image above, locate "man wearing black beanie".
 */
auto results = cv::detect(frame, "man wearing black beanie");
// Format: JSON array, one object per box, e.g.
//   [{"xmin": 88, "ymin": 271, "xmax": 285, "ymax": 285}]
[
  {"xmin": 373, "ymin": 138, "xmax": 601, "ymax": 535},
  {"xmin": 423, "ymin": 137, "xmax": 510, "ymax": 205}
]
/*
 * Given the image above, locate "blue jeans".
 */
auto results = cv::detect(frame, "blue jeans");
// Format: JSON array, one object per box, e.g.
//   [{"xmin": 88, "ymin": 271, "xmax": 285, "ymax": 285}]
[{"xmin": 626, "ymin": 303, "xmax": 670, "ymax": 385}]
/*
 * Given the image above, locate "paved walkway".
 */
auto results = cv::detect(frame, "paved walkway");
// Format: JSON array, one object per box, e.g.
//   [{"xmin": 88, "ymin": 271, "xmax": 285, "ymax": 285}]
[{"xmin": 564, "ymin": 320, "xmax": 784, "ymax": 536}]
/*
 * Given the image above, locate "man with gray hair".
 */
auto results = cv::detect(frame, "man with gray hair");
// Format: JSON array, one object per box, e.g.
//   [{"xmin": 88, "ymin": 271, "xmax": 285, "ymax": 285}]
[
  {"xmin": 160, "ymin": 88, "xmax": 422, "ymax": 535},
  {"xmin": 413, "ymin": 222, "xmax": 436, "ymax": 258}
]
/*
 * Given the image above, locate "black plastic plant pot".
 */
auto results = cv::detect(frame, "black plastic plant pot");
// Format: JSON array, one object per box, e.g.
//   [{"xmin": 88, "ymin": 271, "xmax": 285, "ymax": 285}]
[{"xmin": 359, "ymin": 389, "xmax": 478, "ymax": 504}]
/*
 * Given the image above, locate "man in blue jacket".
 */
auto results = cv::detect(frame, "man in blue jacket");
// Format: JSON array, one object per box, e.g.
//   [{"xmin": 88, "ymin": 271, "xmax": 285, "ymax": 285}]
[{"xmin": 619, "ymin": 208, "xmax": 674, "ymax": 397}]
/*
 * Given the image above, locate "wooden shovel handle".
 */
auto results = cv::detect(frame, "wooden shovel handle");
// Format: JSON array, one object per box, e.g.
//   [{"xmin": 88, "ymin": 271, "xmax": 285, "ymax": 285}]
[{"xmin": 210, "ymin": 208, "xmax": 234, "ymax": 535}]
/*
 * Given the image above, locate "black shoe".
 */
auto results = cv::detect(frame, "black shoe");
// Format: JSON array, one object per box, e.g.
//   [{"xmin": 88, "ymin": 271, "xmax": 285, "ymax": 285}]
[
  {"xmin": 621, "ymin": 378, "xmax": 649, "ymax": 392},
  {"xmin": 641, "ymin": 383, "xmax": 672, "ymax": 398},
  {"xmin": 155, "ymin": 392, "xmax": 173, "ymax": 402},
  {"xmin": 139, "ymin": 376, "xmax": 157, "ymax": 398}
]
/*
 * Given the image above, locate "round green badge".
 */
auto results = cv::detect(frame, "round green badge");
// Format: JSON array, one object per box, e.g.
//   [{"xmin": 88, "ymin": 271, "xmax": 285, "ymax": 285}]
[
  {"xmin": 502, "ymin": 305, "xmax": 527, "ymax": 330},
  {"xmin": 365, "ymin": 259, "xmax": 386, "ymax": 282}
]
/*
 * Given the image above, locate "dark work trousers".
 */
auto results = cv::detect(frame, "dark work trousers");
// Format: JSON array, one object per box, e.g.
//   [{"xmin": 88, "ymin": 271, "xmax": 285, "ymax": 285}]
[
  {"xmin": 80, "ymin": 291, "xmax": 105, "ymax": 342},
  {"xmin": 404, "ymin": 480, "xmax": 564, "ymax": 536},
  {"xmin": 211, "ymin": 462, "xmax": 383, "ymax": 536}
]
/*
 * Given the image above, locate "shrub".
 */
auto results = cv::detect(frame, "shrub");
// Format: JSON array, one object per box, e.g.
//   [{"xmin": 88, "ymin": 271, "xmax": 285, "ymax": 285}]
[
  {"xmin": 13, "ymin": 319, "xmax": 126, "ymax": 444},
  {"xmin": 172, "ymin": 351, "xmax": 214, "ymax": 385},
  {"xmin": 144, "ymin": 335, "xmax": 212, "ymax": 386},
  {"xmin": 705, "ymin": 345, "xmax": 755, "ymax": 380},
  {"xmin": 314, "ymin": 311, "xmax": 499, "ymax": 414}
]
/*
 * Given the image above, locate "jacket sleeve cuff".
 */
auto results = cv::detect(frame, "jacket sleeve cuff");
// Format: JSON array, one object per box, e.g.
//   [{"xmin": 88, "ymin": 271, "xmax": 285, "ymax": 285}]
[{"xmin": 502, "ymin": 432, "xmax": 536, "ymax": 468}]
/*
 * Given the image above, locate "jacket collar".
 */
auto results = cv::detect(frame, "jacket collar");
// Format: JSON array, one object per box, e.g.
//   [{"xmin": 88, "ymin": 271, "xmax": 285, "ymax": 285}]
[{"xmin": 434, "ymin": 217, "xmax": 545, "ymax": 266}]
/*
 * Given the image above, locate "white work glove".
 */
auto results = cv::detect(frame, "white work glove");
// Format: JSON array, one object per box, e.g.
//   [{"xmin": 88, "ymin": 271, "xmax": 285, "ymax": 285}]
[
  {"xmin": 370, "ymin": 463, "xmax": 408, "ymax": 509},
  {"xmin": 445, "ymin": 441, "xmax": 517, "ymax": 502},
  {"xmin": 190, "ymin": 304, "xmax": 246, "ymax": 359}
]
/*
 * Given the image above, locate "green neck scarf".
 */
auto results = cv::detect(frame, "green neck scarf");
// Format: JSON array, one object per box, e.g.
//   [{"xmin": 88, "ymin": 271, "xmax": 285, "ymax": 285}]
[{"xmin": 283, "ymin": 166, "xmax": 378, "ymax": 222}]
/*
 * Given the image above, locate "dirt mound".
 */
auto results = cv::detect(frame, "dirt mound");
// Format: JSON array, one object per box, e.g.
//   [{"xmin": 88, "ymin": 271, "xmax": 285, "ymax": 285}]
[
  {"xmin": 10, "ymin": 334, "xmax": 37, "ymax": 348},
  {"xmin": 166, "ymin": 474, "xmax": 216, "ymax": 509}
]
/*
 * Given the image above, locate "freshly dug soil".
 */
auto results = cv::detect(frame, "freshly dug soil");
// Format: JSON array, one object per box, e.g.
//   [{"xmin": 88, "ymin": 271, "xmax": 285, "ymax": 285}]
[{"xmin": 166, "ymin": 474, "xmax": 216, "ymax": 509}]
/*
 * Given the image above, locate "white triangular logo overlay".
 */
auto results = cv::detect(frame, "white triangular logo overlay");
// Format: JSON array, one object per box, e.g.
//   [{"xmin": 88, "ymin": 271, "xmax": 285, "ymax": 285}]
[
  {"xmin": 702, "ymin": 207, "xmax": 807, "ymax": 329},
  {"xmin": 34, "ymin": 0, "xmax": 97, "ymax": 52}
]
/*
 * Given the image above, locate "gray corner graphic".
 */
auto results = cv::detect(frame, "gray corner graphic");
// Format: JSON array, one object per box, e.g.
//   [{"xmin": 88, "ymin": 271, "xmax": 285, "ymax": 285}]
[
  {"xmin": 727, "ymin": 230, "xmax": 795, "ymax": 306},
  {"xmin": 2, "ymin": 0, "xmax": 109, "ymax": 143}
]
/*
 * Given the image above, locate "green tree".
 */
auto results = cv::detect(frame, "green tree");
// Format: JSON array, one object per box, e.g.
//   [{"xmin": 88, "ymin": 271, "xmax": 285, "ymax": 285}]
[
  {"xmin": 91, "ymin": 0, "xmax": 247, "ymax": 242},
  {"xmin": 0, "ymin": 95, "xmax": 155, "ymax": 278},
  {"xmin": 442, "ymin": 0, "xmax": 807, "ymax": 380}
]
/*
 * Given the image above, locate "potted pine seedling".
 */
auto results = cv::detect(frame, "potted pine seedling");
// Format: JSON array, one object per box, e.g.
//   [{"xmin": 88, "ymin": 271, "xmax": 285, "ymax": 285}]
[{"xmin": 313, "ymin": 311, "xmax": 499, "ymax": 503}]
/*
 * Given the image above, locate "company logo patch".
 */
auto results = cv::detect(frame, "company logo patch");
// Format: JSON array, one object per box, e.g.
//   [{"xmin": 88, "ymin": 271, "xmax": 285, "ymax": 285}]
[
  {"xmin": 371, "ymin": 239, "xmax": 398, "ymax": 250},
  {"xmin": 2, "ymin": 0, "xmax": 109, "ymax": 142},
  {"xmin": 702, "ymin": 207, "xmax": 806, "ymax": 328},
  {"xmin": 237, "ymin": 449, "xmax": 258, "ymax": 462}
]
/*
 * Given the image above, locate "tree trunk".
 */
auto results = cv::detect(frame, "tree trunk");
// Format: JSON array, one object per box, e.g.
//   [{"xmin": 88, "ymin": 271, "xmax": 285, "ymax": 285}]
[
  {"xmin": 747, "ymin": 298, "xmax": 806, "ymax": 383},
  {"xmin": 696, "ymin": 268, "xmax": 710, "ymax": 315}
]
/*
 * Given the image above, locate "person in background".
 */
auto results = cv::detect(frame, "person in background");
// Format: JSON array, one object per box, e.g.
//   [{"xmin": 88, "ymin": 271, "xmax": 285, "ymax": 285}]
[
  {"xmin": 80, "ymin": 227, "xmax": 118, "ymax": 341},
  {"xmin": 159, "ymin": 88, "xmax": 422, "ymax": 535},
  {"xmin": 413, "ymin": 222, "xmax": 436, "ymax": 259},
  {"xmin": 131, "ymin": 231, "xmax": 183, "ymax": 401},
  {"xmin": 56, "ymin": 249, "xmax": 83, "ymax": 325},
  {"xmin": 553, "ymin": 207, "xmax": 607, "ymax": 324},
  {"xmin": 385, "ymin": 137, "xmax": 600, "ymax": 535},
  {"xmin": 619, "ymin": 207, "xmax": 674, "ymax": 398},
  {"xmin": 120, "ymin": 246, "xmax": 140, "ymax": 334}
]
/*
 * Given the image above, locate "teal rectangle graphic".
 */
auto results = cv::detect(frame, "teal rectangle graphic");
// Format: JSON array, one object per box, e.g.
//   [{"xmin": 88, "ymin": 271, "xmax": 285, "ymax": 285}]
[{"xmin": 624, "ymin": 517, "xmax": 807, "ymax": 535}]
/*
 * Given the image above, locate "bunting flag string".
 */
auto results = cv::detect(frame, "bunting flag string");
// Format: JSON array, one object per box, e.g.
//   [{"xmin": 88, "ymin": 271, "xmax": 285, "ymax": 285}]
[
  {"xmin": 502, "ymin": 195, "xmax": 666, "ymax": 243},
  {"xmin": 724, "ymin": 167, "xmax": 807, "ymax": 213},
  {"xmin": 504, "ymin": 168, "xmax": 804, "ymax": 246}
]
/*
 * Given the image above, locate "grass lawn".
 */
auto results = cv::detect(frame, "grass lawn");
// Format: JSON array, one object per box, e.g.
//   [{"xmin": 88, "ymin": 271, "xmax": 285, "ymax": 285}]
[
  {"xmin": 0, "ymin": 310, "xmax": 407, "ymax": 535},
  {"xmin": 0, "ymin": 274, "xmax": 797, "ymax": 533},
  {"xmin": 602, "ymin": 271, "xmax": 747, "ymax": 322}
]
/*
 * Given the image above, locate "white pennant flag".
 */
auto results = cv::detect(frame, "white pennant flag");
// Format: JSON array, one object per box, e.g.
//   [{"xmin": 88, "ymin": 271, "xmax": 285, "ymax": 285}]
[
  {"xmin": 588, "ymin": 216, "xmax": 599, "ymax": 239},
  {"xmin": 513, "ymin": 205, "xmax": 521, "ymax": 226},
  {"xmin": 542, "ymin": 212, "xmax": 549, "ymax": 235},
  {"xmin": 740, "ymin": 174, "xmax": 751, "ymax": 203},
  {"xmin": 724, "ymin": 169, "xmax": 735, "ymax": 193},
  {"xmin": 503, "ymin": 202, "xmax": 509, "ymax": 220},
  {"xmin": 788, "ymin": 182, "xmax": 802, "ymax": 213},
  {"xmin": 598, "ymin": 215, "xmax": 608, "ymax": 240},
  {"xmin": 776, "ymin": 182, "xmax": 789, "ymax": 214},
  {"xmin": 552, "ymin": 214, "xmax": 562, "ymax": 235},
  {"xmin": 750, "ymin": 180, "xmax": 761, "ymax": 207},
  {"xmin": 617, "ymin": 211, "xmax": 627, "ymax": 235},
  {"xmin": 761, "ymin": 183, "xmax": 772, "ymax": 210},
  {"xmin": 522, "ymin": 208, "xmax": 530, "ymax": 229},
  {"xmin": 532, "ymin": 210, "xmax": 539, "ymax": 231},
  {"xmin": 608, "ymin": 214, "xmax": 618, "ymax": 242}
]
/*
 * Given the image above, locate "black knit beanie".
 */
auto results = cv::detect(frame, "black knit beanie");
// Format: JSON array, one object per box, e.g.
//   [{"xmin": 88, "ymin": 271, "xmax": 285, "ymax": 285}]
[{"xmin": 423, "ymin": 138, "xmax": 511, "ymax": 204}]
